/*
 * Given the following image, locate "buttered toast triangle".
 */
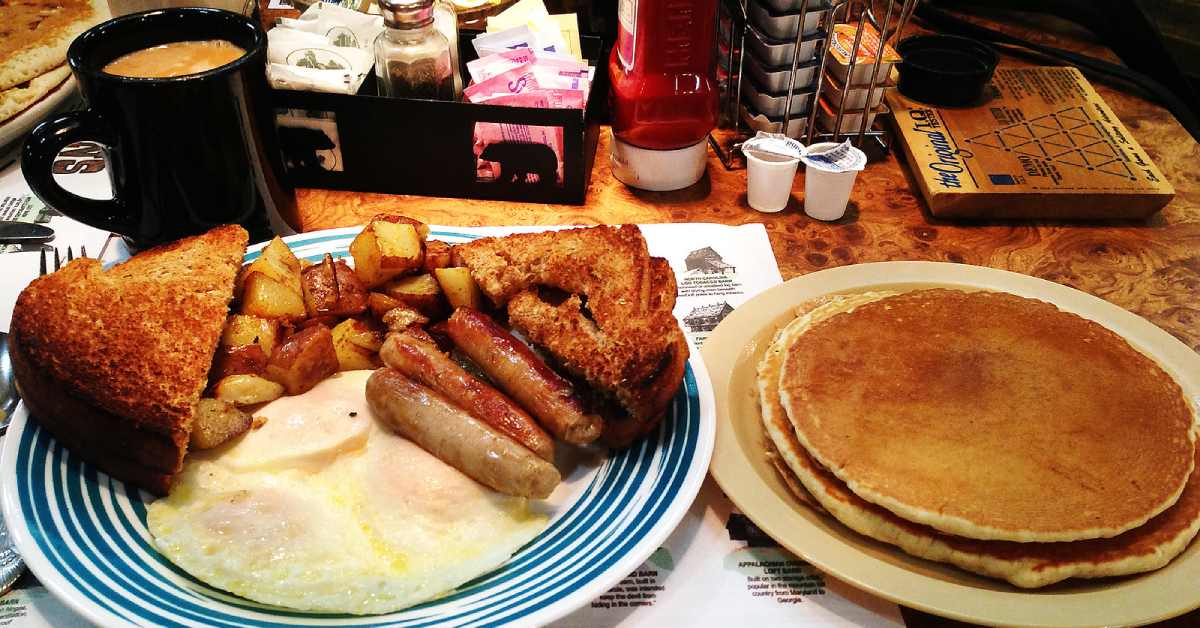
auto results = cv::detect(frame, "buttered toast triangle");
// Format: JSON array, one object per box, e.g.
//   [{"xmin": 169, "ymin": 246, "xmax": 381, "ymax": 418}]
[
  {"xmin": 10, "ymin": 225, "xmax": 248, "ymax": 494},
  {"xmin": 453, "ymin": 225, "xmax": 688, "ymax": 444}
]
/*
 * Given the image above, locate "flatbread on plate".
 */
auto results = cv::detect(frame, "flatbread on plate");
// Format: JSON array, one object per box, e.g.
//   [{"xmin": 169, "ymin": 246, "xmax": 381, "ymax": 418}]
[
  {"xmin": 0, "ymin": 0, "xmax": 108, "ymax": 92},
  {"xmin": 0, "ymin": 65, "xmax": 70, "ymax": 125}
]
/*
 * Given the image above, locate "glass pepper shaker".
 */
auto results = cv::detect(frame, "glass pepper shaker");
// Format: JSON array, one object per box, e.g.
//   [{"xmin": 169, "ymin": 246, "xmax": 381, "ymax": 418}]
[
  {"xmin": 432, "ymin": 0, "xmax": 462, "ymax": 99},
  {"xmin": 374, "ymin": 0, "xmax": 454, "ymax": 100}
]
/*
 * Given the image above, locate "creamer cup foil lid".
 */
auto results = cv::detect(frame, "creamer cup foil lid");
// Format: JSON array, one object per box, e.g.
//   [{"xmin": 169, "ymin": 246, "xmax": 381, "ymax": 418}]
[
  {"xmin": 828, "ymin": 22, "xmax": 900, "ymax": 66},
  {"xmin": 742, "ymin": 132, "xmax": 804, "ymax": 160},
  {"xmin": 801, "ymin": 140, "xmax": 866, "ymax": 172}
]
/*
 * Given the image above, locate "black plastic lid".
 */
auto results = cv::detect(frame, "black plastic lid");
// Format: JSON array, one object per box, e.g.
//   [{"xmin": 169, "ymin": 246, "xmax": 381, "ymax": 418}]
[{"xmin": 896, "ymin": 34, "xmax": 999, "ymax": 107}]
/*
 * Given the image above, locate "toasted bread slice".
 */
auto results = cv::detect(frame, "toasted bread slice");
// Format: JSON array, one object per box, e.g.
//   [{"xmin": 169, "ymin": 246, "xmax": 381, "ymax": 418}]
[
  {"xmin": 10, "ymin": 225, "xmax": 248, "ymax": 494},
  {"xmin": 454, "ymin": 226, "xmax": 688, "ymax": 443}
]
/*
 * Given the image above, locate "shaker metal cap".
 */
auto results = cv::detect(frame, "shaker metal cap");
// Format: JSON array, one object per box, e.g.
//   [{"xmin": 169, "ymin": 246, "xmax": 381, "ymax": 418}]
[{"xmin": 377, "ymin": 0, "xmax": 435, "ymax": 27}]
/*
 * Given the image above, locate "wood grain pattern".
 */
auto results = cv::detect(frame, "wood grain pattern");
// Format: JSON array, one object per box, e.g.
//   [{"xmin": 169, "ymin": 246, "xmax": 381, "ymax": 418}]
[{"xmin": 292, "ymin": 11, "xmax": 1200, "ymax": 356}]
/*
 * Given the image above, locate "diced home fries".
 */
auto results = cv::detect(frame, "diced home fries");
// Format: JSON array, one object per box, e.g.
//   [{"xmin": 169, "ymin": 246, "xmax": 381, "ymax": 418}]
[{"xmin": 213, "ymin": 215, "xmax": 485, "ymax": 410}]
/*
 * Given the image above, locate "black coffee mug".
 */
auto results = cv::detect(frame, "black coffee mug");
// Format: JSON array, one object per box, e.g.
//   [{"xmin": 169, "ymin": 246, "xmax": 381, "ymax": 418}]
[{"xmin": 22, "ymin": 8, "xmax": 296, "ymax": 249}]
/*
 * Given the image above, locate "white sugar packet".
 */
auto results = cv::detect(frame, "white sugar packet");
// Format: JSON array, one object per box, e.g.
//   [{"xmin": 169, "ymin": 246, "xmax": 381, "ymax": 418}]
[
  {"xmin": 467, "ymin": 48, "xmax": 584, "ymax": 84},
  {"xmin": 472, "ymin": 25, "xmax": 561, "ymax": 57},
  {"xmin": 276, "ymin": 2, "xmax": 383, "ymax": 50},
  {"xmin": 267, "ymin": 3, "xmax": 381, "ymax": 94},
  {"xmin": 267, "ymin": 28, "xmax": 375, "ymax": 94}
]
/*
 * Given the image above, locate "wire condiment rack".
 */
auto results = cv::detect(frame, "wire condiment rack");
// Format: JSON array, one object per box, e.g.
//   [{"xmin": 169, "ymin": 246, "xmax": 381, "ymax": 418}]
[{"xmin": 711, "ymin": 0, "xmax": 918, "ymax": 169}]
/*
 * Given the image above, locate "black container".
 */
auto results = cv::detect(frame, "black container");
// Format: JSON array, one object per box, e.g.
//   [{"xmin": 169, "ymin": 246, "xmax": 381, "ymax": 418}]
[
  {"xmin": 270, "ymin": 34, "xmax": 608, "ymax": 205},
  {"xmin": 896, "ymin": 34, "xmax": 999, "ymax": 107}
]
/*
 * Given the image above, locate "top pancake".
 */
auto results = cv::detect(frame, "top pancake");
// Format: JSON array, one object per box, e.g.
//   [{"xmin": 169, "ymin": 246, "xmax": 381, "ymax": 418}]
[
  {"xmin": 759, "ymin": 313, "xmax": 1200, "ymax": 587},
  {"xmin": 779, "ymin": 288, "xmax": 1197, "ymax": 543}
]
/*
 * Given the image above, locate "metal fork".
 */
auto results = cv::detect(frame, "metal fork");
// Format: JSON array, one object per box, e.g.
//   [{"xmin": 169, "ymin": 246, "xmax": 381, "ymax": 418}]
[
  {"xmin": 0, "ymin": 245, "xmax": 73, "ymax": 594},
  {"xmin": 38, "ymin": 245, "xmax": 87, "ymax": 275}
]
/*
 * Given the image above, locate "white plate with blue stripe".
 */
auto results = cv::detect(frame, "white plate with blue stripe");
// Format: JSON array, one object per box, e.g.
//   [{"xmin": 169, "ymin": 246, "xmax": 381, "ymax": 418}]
[{"xmin": 1, "ymin": 227, "xmax": 715, "ymax": 627}]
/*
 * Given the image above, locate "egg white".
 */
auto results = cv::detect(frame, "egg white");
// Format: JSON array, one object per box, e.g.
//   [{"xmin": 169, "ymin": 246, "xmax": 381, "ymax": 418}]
[{"xmin": 148, "ymin": 370, "xmax": 547, "ymax": 614}]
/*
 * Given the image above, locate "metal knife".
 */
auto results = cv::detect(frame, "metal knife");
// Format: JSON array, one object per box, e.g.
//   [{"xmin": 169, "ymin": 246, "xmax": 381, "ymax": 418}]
[{"xmin": 0, "ymin": 222, "xmax": 54, "ymax": 245}]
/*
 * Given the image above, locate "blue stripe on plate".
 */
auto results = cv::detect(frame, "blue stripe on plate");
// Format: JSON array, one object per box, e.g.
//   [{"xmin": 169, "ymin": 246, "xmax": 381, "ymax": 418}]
[{"xmin": 10, "ymin": 228, "xmax": 708, "ymax": 627}]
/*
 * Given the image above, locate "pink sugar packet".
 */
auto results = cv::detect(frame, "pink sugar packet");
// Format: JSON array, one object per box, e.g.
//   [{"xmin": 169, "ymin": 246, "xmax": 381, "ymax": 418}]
[
  {"xmin": 483, "ymin": 89, "xmax": 586, "ymax": 109},
  {"xmin": 463, "ymin": 64, "xmax": 541, "ymax": 103},
  {"xmin": 468, "ymin": 50, "xmax": 589, "ymax": 84},
  {"xmin": 466, "ymin": 49, "xmax": 536, "ymax": 83}
]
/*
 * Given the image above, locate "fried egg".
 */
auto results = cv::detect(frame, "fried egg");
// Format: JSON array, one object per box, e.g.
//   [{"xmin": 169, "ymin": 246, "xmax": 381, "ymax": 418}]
[{"xmin": 147, "ymin": 370, "xmax": 548, "ymax": 614}]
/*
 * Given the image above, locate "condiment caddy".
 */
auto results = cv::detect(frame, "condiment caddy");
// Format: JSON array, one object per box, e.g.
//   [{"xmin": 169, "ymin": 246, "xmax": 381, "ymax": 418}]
[
  {"xmin": 269, "ymin": 31, "xmax": 606, "ymax": 204},
  {"xmin": 712, "ymin": 0, "xmax": 919, "ymax": 168}
]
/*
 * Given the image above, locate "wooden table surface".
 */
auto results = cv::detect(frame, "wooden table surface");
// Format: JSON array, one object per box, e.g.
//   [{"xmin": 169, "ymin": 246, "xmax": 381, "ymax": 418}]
[
  {"xmin": 286, "ymin": 8, "xmax": 1200, "ymax": 626},
  {"xmin": 292, "ymin": 10, "xmax": 1200, "ymax": 355}
]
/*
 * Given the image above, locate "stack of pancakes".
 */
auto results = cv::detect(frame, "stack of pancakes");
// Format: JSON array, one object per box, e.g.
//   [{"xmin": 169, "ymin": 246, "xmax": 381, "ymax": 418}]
[
  {"xmin": 0, "ymin": 0, "xmax": 108, "ymax": 126},
  {"xmin": 759, "ymin": 288, "xmax": 1200, "ymax": 588}
]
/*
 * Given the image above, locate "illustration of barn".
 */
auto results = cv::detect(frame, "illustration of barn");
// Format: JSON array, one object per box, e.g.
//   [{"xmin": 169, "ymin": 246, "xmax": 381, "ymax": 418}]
[
  {"xmin": 685, "ymin": 247, "xmax": 735, "ymax": 274},
  {"xmin": 683, "ymin": 302, "xmax": 734, "ymax": 332}
]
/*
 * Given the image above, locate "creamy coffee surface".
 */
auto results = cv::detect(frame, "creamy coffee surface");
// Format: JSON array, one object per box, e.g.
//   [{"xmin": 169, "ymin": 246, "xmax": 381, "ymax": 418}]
[{"xmin": 102, "ymin": 40, "xmax": 245, "ymax": 78}]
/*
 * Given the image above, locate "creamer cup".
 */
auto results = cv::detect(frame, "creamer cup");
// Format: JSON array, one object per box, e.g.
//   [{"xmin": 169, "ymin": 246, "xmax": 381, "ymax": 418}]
[
  {"xmin": 742, "ymin": 132, "xmax": 804, "ymax": 213},
  {"xmin": 801, "ymin": 141, "xmax": 866, "ymax": 221}
]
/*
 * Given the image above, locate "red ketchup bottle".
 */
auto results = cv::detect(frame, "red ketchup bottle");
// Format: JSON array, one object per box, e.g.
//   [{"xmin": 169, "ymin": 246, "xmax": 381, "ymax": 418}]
[{"xmin": 609, "ymin": 0, "xmax": 719, "ymax": 191}]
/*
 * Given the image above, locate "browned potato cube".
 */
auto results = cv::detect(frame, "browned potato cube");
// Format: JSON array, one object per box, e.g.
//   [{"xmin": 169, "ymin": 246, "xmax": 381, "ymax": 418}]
[
  {"xmin": 297, "ymin": 254, "xmax": 367, "ymax": 317},
  {"xmin": 368, "ymin": 292, "xmax": 403, "ymax": 319},
  {"xmin": 301, "ymin": 254, "xmax": 368, "ymax": 318},
  {"xmin": 221, "ymin": 314, "xmax": 280, "ymax": 354},
  {"xmin": 346, "ymin": 318, "xmax": 385, "ymax": 351},
  {"xmin": 350, "ymin": 221, "xmax": 425, "ymax": 287},
  {"xmin": 331, "ymin": 319, "xmax": 382, "ymax": 371},
  {"xmin": 210, "ymin": 344, "xmax": 268, "ymax": 381},
  {"xmin": 264, "ymin": 324, "xmax": 339, "ymax": 394},
  {"xmin": 423, "ymin": 240, "xmax": 453, "ymax": 272},
  {"xmin": 332, "ymin": 259, "xmax": 369, "ymax": 315},
  {"xmin": 237, "ymin": 237, "xmax": 303, "ymax": 296},
  {"xmin": 213, "ymin": 374, "xmax": 285, "ymax": 406},
  {"xmin": 297, "ymin": 314, "xmax": 340, "ymax": 330},
  {"xmin": 242, "ymin": 272, "xmax": 307, "ymax": 321},
  {"xmin": 380, "ymin": 273, "xmax": 446, "ymax": 318},
  {"xmin": 371, "ymin": 214, "xmax": 431, "ymax": 239},
  {"xmin": 434, "ymin": 267, "xmax": 485, "ymax": 311},
  {"xmin": 375, "ymin": 222, "xmax": 423, "ymax": 269},
  {"xmin": 301, "ymin": 254, "xmax": 339, "ymax": 317},
  {"xmin": 349, "ymin": 227, "xmax": 384, "ymax": 287},
  {"xmin": 191, "ymin": 398, "xmax": 252, "ymax": 449},
  {"xmin": 381, "ymin": 303, "xmax": 429, "ymax": 333}
]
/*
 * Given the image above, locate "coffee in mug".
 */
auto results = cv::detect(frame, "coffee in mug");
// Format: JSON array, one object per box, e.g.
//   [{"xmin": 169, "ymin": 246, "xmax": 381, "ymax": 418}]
[
  {"xmin": 22, "ymin": 8, "xmax": 298, "ymax": 249},
  {"xmin": 102, "ymin": 40, "xmax": 246, "ymax": 78}
]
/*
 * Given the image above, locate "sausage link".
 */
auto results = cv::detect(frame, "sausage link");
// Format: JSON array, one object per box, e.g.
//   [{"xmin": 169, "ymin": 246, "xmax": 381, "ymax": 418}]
[
  {"xmin": 446, "ymin": 308, "xmax": 603, "ymax": 445},
  {"xmin": 366, "ymin": 369, "xmax": 560, "ymax": 498},
  {"xmin": 380, "ymin": 332, "xmax": 556, "ymax": 461}
]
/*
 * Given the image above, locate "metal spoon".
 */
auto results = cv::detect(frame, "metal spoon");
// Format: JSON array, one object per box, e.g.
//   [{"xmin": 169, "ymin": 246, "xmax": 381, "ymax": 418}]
[
  {"xmin": 0, "ymin": 332, "xmax": 16, "ymax": 433},
  {"xmin": 0, "ymin": 332, "xmax": 25, "ymax": 594}
]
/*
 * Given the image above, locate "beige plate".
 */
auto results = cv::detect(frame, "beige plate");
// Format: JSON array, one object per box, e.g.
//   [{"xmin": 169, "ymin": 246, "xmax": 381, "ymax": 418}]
[{"xmin": 704, "ymin": 261, "xmax": 1200, "ymax": 628}]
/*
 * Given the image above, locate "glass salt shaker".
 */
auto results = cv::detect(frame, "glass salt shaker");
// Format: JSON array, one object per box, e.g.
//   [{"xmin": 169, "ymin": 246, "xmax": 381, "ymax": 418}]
[{"xmin": 374, "ymin": 0, "xmax": 454, "ymax": 100}]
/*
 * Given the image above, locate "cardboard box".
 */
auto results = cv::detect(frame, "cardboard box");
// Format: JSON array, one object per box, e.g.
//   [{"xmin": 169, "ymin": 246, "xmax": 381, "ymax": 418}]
[{"xmin": 887, "ymin": 67, "xmax": 1174, "ymax": 220}]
